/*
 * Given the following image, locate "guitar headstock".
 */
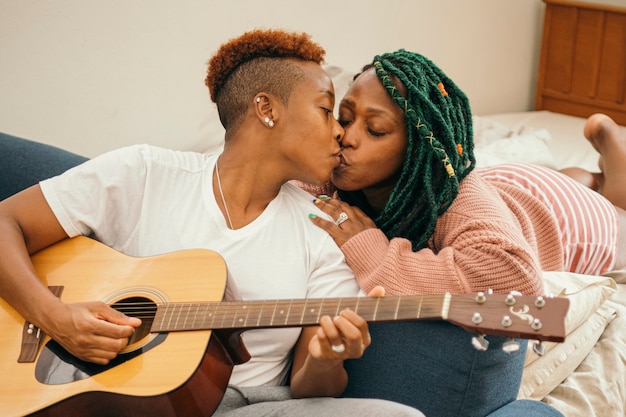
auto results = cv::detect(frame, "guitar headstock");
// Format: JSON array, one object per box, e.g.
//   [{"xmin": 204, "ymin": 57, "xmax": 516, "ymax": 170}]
[{"xmin": 446, "ymin": 292, "xmax": 568, "ymax": 343}]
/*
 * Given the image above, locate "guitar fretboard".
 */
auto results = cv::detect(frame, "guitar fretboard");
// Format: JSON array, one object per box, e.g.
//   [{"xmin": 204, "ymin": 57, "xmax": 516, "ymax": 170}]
[{"xmin": 151, "ymin": 294, "xmax": 451, "ymax": 332}]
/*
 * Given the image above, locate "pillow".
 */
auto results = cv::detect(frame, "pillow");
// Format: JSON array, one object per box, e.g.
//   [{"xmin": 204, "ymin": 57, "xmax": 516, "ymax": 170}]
[
  {"xmin": 518, "ymin": 271, "xmax": 617, "ymax": 398},
  {"xmin": 541, "ymin": 292, "xmax": 626, "ymax": 417},
  {"xmin": 539, "ymin": 271, "xmax": 616, "ymax": 341},
  {"xmin": 472, "ymin": 116, "xmax": 558, "ymax": 169},
  {"xmin": 479, "ymin": 111, "xmax": 600, "ymax": 172},
  {"xmin": 603, "ymin": 268, "xmax": 626, "ymax": 285},
  {"xmin": 519, "ymin": 302, "xmax": 616, "ymax": 400}
]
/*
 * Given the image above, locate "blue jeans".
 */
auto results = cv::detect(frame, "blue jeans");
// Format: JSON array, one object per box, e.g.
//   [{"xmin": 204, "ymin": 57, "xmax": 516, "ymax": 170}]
[
  {"xmin": 0, "ymin": 132, "xmax": 87, "ymax": 200},
  {"xmin": 487, "ymin": 399, "xmax": 564, "ymax": 416},
  {"xmin": 342, "ymin": 321, "xmax": 563, "ymax": 417}
]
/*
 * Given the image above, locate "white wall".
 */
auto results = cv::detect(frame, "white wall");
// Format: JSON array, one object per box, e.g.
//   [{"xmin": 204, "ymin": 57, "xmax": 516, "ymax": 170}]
[{"xmin": 0, "ymin": 0, "xmax": 544, "ymax": 157}]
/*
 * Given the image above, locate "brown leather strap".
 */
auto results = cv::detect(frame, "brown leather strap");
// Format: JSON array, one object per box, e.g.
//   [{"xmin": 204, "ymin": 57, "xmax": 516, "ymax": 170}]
[{"xmin": 18, "ymin": 286, "xmax": 64, "ymax": 363}]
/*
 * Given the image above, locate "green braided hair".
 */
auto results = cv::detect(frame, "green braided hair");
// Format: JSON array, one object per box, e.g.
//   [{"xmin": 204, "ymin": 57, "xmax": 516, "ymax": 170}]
[{"xmin": 337, "ymin": 49, "xmax": 475, "ymax": 251}]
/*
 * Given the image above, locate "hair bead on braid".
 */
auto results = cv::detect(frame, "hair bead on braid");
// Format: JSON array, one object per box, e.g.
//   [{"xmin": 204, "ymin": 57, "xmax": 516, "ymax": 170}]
[{"xmin": 338, "ymin": 49, "xmax": 475, "ymax": 251}]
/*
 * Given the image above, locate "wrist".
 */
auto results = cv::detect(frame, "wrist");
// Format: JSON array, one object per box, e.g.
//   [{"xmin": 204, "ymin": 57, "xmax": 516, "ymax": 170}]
[{"xmin": 31, "ymin": 296, "xmax": 68, "ymax": 335}]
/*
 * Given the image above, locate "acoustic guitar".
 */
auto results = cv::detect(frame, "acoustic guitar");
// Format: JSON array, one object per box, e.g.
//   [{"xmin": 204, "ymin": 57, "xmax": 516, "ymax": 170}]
[{"xmin": 0, "ymin": 236, "xmax": 568, "ymax": 417}]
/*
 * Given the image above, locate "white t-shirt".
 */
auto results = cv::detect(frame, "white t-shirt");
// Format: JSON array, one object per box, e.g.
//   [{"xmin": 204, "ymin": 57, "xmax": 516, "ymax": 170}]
[{"xmin": 40, "ymin": 144, "xmax": 361, "ymax": 386}]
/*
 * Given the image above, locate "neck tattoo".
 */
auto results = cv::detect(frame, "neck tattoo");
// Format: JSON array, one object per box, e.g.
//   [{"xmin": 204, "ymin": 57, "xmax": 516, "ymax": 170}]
[{"xmin": 215, "ymin": 158, "xmax": 234, "ymax": 229}]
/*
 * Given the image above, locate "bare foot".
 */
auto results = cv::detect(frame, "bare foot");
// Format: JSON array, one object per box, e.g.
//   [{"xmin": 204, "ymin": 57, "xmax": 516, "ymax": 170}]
[
  {"xmin": 583, "ymin": 113, "xmax": 626, "ymax": 155},
  {"xmin": 582, "ymin": 114, "xmax": 626, "ymax": 209}
]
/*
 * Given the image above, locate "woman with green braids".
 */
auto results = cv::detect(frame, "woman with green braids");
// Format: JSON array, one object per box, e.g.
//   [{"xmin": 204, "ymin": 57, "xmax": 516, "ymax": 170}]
[{"xmin": 308, "ymin": 49, "xmax": 626, "ymax": 416}]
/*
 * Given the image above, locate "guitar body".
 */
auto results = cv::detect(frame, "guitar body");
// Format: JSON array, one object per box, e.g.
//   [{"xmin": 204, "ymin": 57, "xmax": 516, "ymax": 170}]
[{"xmin": 0, "ymin": 237, "xmax": 232, "ymax": 417}]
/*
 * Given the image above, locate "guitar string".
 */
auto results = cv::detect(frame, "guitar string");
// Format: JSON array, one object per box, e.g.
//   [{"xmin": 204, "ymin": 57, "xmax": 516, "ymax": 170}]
[
  {"xmin": 111, "ymin": 298, "xmax": 450, "ymax": 311},
  {"xmin": 110, "ymin": 298, "xmax": 510, "ymax": 311},
  {"xmin": 110, "ymin": 297, "xmax": 501, "ymax": 323}
]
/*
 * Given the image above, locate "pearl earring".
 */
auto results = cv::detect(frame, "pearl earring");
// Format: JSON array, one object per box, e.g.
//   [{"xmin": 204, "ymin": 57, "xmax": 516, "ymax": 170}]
[
  {"xmin": 256, "ymin": 97, "xmax": 261, "ymax": 103},
  {"xmin": 264, "ymin": 117, "xmax": 274, "ymax": 128}
]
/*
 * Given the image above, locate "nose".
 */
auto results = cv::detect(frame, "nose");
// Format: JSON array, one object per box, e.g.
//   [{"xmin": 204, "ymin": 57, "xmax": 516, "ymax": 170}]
[
  {"xmin": 338, "ymin": 122, "xmax": 356, "ymax": 148},
  {"xmin": 333, "ymin": 118, "xmax": 345, "ymax": 144}
]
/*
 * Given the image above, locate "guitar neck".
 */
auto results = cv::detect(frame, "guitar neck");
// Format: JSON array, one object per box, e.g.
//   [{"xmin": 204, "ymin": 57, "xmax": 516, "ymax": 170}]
[{"xmin": 151, "ymin": 294, "xmax": 449, "ymax": 332}]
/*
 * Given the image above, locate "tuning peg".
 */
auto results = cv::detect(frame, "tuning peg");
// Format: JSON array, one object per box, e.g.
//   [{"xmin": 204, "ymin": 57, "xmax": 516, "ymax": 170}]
[
  {"xmin": 534, "ymin": 296, "xmax": 546, "ymax": 308},
  {"xmin": 472, "ymin": 312, "xmax": 483, "ymax": 324},
  {"xmin": 475, "ymin": 292, "xmax": 487, "ymax": 304},
  {"xmin": 505, "ymin": 294, "xmax": 517, "ymax": 306},
  {"xmin": 532, "ymin": 341, "xmax": 546, "ymax": 356},
  {"xmin": 531, "ymin": 318, "xmax": 543, "ymax": 331},
  {"xmin": 502, "ymin": 338, "xmax": 520, "ymax": 353},
  {"xmin": 471, "ymin": 335, "xmax": 489, "ymax": 351}
]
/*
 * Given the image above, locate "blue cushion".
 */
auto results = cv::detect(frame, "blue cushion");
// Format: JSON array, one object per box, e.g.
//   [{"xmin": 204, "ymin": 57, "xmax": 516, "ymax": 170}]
[
  {"xmin": 0, "ymin": 132, "xmax": 87, "ymax": 200},
  {"xmin": 343, "ymin": 321, "xmax": 540, "ymax": 417}
]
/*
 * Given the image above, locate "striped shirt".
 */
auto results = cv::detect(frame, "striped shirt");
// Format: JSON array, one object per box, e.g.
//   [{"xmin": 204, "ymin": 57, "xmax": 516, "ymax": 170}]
[{"xmin": 477, "ymin": 163, "xmax": 618, "ymax": 275}]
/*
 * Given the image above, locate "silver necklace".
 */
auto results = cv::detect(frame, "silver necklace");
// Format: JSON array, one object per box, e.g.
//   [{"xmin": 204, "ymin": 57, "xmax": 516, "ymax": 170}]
[{"xmin": 215, "ymin": 158, "xmax": 234, "ymax": 229}]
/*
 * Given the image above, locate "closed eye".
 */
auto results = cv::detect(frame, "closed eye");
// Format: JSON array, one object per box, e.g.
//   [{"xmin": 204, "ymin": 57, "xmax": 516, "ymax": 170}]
[{"xmin": 368, "ymin": 128, "xmax": 385, "ymax": 137}]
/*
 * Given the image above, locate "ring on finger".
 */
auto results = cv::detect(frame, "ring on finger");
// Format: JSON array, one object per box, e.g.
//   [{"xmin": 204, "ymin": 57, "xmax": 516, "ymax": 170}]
[
  {"xmin": 335, "ymin": 212, "xmax": 349, "ymax": 226},
  {"xmin": 331, "ymin": 344, "xmax": 346, "ymax": 353}
]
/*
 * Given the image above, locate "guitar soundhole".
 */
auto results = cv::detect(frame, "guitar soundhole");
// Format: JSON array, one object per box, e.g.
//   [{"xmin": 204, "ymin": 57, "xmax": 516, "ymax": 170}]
[
  {"xmin": 111, "ymin": 296, "xmax": 156, "ymax": 347},
  {"xmin": 34, "ymin": 295, "xmax": 166, "ymax": 385}
]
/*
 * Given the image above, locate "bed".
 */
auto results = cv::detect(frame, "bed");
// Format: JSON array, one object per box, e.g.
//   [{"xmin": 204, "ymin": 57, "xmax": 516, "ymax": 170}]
[{"xmin": 476, "ymin": 1, "xmax": 626, "ymax": 415}]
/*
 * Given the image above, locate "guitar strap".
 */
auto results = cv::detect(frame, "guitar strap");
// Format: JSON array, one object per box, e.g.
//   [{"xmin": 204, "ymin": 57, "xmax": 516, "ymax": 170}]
[{"xmin": 18, "ymin": 286, "xmax": 64, "ymax": 363}]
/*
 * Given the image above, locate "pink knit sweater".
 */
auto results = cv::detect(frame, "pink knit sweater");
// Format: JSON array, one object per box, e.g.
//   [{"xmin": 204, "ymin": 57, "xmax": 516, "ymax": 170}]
[{"xmin": 298, "ymin": 171, "xmax": 563, "ymax": 296}]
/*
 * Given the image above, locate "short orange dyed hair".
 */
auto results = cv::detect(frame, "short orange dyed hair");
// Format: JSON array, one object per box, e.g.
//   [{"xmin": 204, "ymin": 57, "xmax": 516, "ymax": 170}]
[{"xmin": 205, "ymin": 29, "xmax": 326, "ymax": 132}]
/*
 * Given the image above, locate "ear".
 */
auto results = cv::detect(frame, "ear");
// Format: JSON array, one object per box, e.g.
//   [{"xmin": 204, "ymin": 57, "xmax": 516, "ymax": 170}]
[{"xmin": 253, "ymin": 94, "xmax": 279, "ymax": 128}]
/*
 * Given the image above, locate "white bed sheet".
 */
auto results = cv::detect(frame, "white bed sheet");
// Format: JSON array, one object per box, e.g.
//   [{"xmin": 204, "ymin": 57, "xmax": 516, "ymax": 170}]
[{"xmin": 477, "ymin": 110, "xmax": 600, "ymax": 172}]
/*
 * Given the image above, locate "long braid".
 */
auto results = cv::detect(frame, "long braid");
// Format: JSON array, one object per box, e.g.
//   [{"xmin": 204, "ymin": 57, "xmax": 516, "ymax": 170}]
[{"xmin": 340, "ymin": 50, "xmax": 475, "ymax": 250}]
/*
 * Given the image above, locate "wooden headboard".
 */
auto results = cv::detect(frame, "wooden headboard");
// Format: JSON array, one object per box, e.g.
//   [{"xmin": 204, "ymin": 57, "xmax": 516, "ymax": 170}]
[{"xmin": 536, "ymin": 0, "xmax": 626, "ymax": 125}]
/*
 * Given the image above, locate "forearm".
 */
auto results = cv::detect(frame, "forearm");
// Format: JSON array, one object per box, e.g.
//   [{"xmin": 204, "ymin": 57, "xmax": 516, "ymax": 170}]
[
  {"xmin": 341, "ymin": 229, "xmax": 467, "ymax": 294},
  {"xmin": 290, "ymin": 354, "xmax": 348, "ymax": 398},
  {"xmin": 0, "ymin": 186, "xmax": 73, "ymax": 331},
  {"xmin": 0, "ymin": 220, "xmax": 67, "ymax": 331},
  {"xmin": 342, "ymin": 228, "xmax": 543, "ymax": 296},
  {"xmin": 290, "ymin": 325, "xmax": 361, "ymax": 398},
  {"xmin": 1, "ymin": 186, "xmax": 141, "ymax": 364}
]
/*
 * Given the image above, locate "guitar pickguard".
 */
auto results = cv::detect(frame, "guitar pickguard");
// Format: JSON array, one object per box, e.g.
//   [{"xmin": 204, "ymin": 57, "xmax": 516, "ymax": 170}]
[{"xmin": 35, "ymin": 333, "xmax": 167, "ymax": 385}]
